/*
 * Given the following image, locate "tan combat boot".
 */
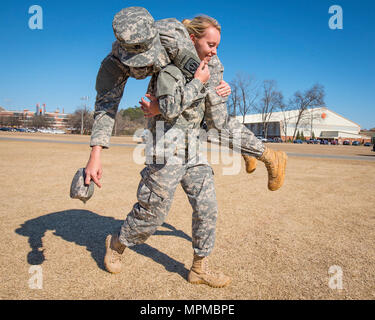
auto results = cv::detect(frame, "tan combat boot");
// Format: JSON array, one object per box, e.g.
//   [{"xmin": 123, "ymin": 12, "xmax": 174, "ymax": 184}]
[
  {"xmin": 242, "ymin": 155, "xmax": 257, "ymax": 174},
  {"xmin": 104, "ymin": 234, "xmax": 126, "ymax": 274},
  {"xmin": 259, "ymin": 147, "xmax": 287, "ymax": 191},
  {"xmin": 187, "ymin": 254, "xmax": 231, "ymax": 288}
]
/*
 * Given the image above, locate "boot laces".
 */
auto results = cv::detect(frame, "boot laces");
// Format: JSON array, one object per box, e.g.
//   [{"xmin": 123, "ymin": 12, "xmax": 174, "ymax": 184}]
[{"xmin": 202, "ymin": 257, "xmax": 219, "ymax": 277}]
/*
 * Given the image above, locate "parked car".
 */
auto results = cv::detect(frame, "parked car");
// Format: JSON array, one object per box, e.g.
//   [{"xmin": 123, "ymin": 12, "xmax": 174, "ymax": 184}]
[
  {"xmin": 364, "ymin": 142, "xmax": 371, "ymax": 147},
  {"xmin": 293, "ymin": 139, "xmax": 303, "ymax": 144},
  {"xmin": 343, "ymin": 140, "xmax": 351, "ymax": 145},
  {"xmin": 373, "ymin": 144, "xmax": 375, "ymax": 152},
  {"xmin": 273, "ymin": 137, "xmax": 283, "ymax": 143},
  {"xmin": 307, "ymin": 139, "xmax": 318, "ymax": 144},
  {"xmin": 320, "ymin": 139, "xmax": 329, "ymax": 145},
  {"xmin": 331, "ymin": 140, "xmax": 338, "ymax": 145},
  {"xmin": 352, "ymin": 141, "xmax": 360, "ymax": 146}
]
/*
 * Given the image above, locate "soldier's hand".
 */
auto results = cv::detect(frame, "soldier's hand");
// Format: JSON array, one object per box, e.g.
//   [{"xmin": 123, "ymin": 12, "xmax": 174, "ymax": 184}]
[
  {"xmin": 140, "ymin": 94, "xmax": 161, "ymax": 118},
  {"xmin": 216, "ymin": 80, "xmax": 231, "ymax": 97},
  {"xmin": 194, "ymin": 60, "xmax": 210, "ymax": 84},
  {"xmin": 85, "ymin": 146, "xmax": 103, "ymax": 188}
]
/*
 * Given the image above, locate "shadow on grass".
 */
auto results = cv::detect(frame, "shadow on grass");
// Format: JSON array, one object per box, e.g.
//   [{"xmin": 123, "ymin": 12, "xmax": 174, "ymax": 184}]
[
  {"xmin": 15, "ymin": 209, "xmax": 191, "ymax": 279},
  {"xmin": 356, "ymin": 153, "xmax": 375, "ymax": 157}
]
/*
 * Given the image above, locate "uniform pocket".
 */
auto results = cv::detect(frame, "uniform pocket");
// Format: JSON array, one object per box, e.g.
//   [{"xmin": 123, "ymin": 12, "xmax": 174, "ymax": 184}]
[
  {"xmin": 136, "ymin": 181, "xmax": 164, "ymax": 216},
  {"xmin": 140, "ymin": 166, "xmax": 169, "ymax": 200},
  {"xmin": 206, "ymin": 88, "xmax": 228, "ymax": 106}
]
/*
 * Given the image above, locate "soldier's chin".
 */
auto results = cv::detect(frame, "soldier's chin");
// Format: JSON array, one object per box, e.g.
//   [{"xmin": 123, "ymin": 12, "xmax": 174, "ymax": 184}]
[{"xmin": 204, "ymin": 56, "xmax": 212, "ymax": 63}]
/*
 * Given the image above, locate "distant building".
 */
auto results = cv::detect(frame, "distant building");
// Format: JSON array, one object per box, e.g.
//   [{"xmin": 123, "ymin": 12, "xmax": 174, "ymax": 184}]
[
  {"xmin": 360, "ymin": 130, "xmax": 375, "ymax": 144},
  {"xmin": 236, "ymin": 107, "xmax": 370, "ymax": 143},
  {"xmin": 44, "ymin": 109, "xmax": 70, "ymax": 130},
  {"xmin": 0, "ymin": 107, "xmax": 70, "ymax": 130},
  {"xmin": 0, "ymin": 109, "xmax": 35, "ymax": 127}
]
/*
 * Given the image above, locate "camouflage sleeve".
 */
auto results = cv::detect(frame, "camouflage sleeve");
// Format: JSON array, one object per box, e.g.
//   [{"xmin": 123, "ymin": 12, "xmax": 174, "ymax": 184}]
[
  {"xmin": 156, "ymin": 65, "xmax": 206, "ymax": 120},
  {"xmin": 207, "ymin": 55, "xmax": 224, "ymax": 87},
  {"xmin": 90, "ymin": 54, "xmax": 129, "ymax": 148}
]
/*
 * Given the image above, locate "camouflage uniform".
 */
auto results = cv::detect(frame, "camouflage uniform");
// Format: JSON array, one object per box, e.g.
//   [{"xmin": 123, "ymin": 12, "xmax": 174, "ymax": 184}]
[
  {"xmin": 156, "ymin": 18, "xmax": 265, "ymax": 158},
  {"xmin": 204, "ymin": 55, "xmax": 265, "ymax": 157},
  {"xmin": 90, "ymin": 10, "xmax": 265, "ymax": 158},
  {"xmin": 119, "ymin": 64, "xmax": 217, "ymax": 256}
]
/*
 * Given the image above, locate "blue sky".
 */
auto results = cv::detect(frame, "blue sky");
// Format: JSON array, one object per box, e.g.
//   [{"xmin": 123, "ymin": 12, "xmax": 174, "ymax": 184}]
[{"xmin": 0, "ymin": 0, "xmax": 374, "ymax": 129}]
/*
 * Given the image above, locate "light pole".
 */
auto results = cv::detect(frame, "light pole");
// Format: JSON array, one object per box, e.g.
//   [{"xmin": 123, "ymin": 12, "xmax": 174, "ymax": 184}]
[{"xmin": 80, "ymin": 96, "xmax": 89, "ymax": 135}]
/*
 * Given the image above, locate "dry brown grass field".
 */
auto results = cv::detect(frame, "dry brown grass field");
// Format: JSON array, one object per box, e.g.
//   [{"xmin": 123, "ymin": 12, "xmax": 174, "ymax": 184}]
[{"xmin": 0, "ymin": 132, "xmax": 374, "ymax": 300}]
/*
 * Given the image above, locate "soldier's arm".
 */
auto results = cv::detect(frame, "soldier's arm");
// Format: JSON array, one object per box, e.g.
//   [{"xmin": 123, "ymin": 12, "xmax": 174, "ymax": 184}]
[
  {"xmin": 90, "ymin": 54, "xmax": 129, "ymax": 148},
  {"xmin": 156, "ymin": 65, "xmax": 207, "ymax": 121}
]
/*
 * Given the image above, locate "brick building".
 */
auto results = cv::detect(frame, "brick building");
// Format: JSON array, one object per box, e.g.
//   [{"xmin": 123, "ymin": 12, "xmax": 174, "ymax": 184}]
[{"xmin": 0, "ymin": 107, "xmax": 70, "ymax": 131}]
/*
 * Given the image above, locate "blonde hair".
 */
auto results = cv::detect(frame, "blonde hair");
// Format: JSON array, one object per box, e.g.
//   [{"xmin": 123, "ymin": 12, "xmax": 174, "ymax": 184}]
[{"xmin": 182, "ymin": 15, "xmax": 221, "ymax": 39}]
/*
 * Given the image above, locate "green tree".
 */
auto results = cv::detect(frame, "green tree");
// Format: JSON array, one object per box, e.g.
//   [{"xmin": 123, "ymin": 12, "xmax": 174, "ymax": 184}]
[
  {"xmin": 116, "ymin": 106, "xmax": 145, "ymax": 135},
  {"xmin": 120, "ymin": 106, "xmax": 144, "ymax": 121}
]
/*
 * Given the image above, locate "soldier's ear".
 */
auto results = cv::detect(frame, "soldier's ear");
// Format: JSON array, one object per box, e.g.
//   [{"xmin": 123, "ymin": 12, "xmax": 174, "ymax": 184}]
[{"xmin": 189, "ymin": 33, "xmax": 196, "ymax": 44}]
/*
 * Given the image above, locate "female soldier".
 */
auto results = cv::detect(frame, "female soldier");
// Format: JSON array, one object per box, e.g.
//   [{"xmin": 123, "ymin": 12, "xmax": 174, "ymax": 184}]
[
  {"xmin": 104, "ymin": 16, "xmax": 231, "ymax": 288},
  {"xmin": 85, "ymin": 8, "xmax": 287, "ymax": 195}
]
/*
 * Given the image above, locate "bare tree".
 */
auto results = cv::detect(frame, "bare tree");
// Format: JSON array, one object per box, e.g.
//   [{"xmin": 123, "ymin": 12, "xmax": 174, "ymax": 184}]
[
  {"xmin": 67, "ymin": 106, "xmax": 94, "ymax": 134},
  {"xmin": 279, "ymin": 102, "xmax": 294, "ymax": 142},
  {"xmin": 228, "ymin": 80, "xmax": 239, "ymax": 116},
  {"xmin": 288, "ymin": 83, "xmax": 325, "ymax": 141},
  {"xmin": 113, "ymin": 113, "xmax": 128, "ymax": 136},
  {"xmin": 256, "ymin": 80, "xmax": 283, "ymax": 138},
  {"xmin": 229, "ymin": 73, "xmax": 260, "ymax": 123},
  {"xmin": 307, "ymin": 107, "xmax": 324, "ymax": 139},
  {"xmin": 31, "ymin": 114, "xmax": 52, "ymax": 129}
]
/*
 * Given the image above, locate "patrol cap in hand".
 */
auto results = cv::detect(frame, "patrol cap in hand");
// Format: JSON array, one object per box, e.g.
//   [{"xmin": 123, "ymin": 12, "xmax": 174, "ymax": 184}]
[
  {"xmin": 112, "ymin": 6, "xmax": 166, "ymax": 68},
  {"xmin": 70, "ymin": 168, "xmax": 95, "ymax": 203}
]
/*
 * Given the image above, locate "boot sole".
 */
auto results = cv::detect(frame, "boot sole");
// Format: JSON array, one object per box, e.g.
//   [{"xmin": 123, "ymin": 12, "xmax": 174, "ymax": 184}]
[
  {"xmin": 279, "ymin": 152, "xmax": 287, "ymax": 188},
  {"xmin": 244, "ymin": 156, "xmax": 257, "ymax": 174},
  {"xmin": 188, "ymin": 279, "xmax": 231, "ymax": 288},
  {"xmin": 188, "ymin": 271, "xmax": 231, "ymax": 288},
  {"xmin": 246, "ymin": 168, "xmax": 256, "ymax": 174},
  {"xmin": 268, "ymin": 151, "xmax": 287, "ymax": 191}
]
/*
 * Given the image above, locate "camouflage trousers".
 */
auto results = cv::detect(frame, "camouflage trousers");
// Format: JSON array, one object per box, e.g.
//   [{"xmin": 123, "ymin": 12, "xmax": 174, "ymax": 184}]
[
  {"xmin": 119, "ymin": 155, "xmax": 218, "ymax": 257},
  {"xmin": 205, "ymin": 89, "xmax": 266, "ymax": 158},
  {"xmin": 205, "ymin": 60, "xmax": 266, "ymax": 158}
]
